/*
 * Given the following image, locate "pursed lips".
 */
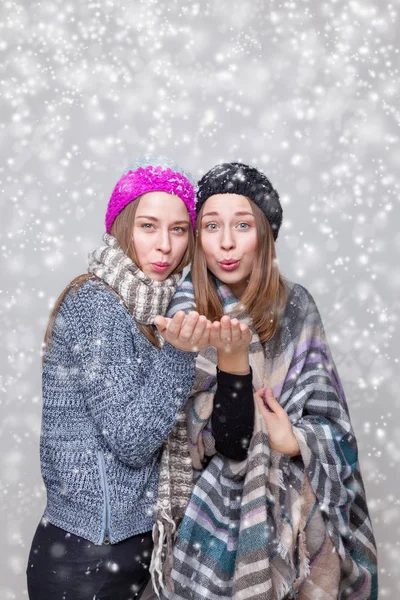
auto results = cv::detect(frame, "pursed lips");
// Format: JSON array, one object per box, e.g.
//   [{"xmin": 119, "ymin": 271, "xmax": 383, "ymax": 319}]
[{"xmin": 217, "ymin": 258, "xmax": 241, "ymax": 271}]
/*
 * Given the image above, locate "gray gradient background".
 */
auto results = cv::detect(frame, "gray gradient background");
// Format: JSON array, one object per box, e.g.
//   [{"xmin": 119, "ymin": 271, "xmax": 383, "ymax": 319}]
[{"xmin": 1, "ymin": 0, "xmax": 399, "ymax": 597}]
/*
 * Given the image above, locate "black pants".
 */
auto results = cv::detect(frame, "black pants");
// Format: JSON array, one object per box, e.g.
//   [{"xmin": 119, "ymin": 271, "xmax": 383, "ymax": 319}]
[{"xmin": 27, "ymin": 520, "xmax": 153, "ymax": 600}]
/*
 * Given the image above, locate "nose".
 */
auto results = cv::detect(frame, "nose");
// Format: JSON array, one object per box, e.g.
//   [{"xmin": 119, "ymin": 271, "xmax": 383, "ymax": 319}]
[
  {"xmin": 220, "ymin": 227, "xmax": 235, "ymax": 251},
  {"xmin": 156, "ymin": 229, "xmax": 172, "ymax": 255}
]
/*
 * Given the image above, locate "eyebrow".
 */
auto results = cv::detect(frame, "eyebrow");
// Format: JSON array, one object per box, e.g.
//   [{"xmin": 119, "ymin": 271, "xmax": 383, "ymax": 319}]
[
  {"xmin": 136, "ymin": 215, "xmax": 190, "ymax": 225},
  {"xmin": 202, "ymin": 211, "xmax": 254, "ymax": 218}
]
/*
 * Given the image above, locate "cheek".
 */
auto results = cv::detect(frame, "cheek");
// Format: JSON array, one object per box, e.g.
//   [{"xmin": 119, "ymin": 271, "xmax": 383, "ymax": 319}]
[
  {"xmin": 243, "ymin": 234, "xmax": 257, "ymax": 260},
  {"xmin": 172, "ymin": 235, "xmax": 189, "ymax": 260},
  {"xmin": 132, "ymin": 231, "xmax": 152, "ymax": 258},
  {"xmin": 200, "ymin": 236, "xmax": 217, "ymax": 261}
]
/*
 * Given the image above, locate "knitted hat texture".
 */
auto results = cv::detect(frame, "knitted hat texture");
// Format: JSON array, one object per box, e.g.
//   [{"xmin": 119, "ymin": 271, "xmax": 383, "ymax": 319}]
[
  {"xmin": 196, "ymin": 162, "xmax": 283, "ymax": 240},
  {"xmin": 105, "ymin": 156, "xmax": 196, "ymax": 233}
]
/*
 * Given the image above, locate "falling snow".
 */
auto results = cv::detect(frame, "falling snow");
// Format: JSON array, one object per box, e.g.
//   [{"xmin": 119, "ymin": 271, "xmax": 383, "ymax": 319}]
[{"xmin": 1, "ymin": 0, "xmax": 399, "ymax": 597}]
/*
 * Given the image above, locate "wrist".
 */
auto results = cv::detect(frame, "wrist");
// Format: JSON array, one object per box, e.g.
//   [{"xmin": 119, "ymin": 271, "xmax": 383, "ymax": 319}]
[
  {"xmin": 217, "ymin": 350, "xmax": 250, "ymax": 375},
  {"xmin": 285, "ymin": 434, "xmax": 301, "ymax": 457}
]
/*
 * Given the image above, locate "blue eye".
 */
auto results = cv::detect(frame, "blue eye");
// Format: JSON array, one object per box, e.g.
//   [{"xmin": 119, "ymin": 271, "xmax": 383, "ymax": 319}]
[
  {"xmin": 141, "ymin": 223, "xmax": 155, "ymax": 229},
  {"xmin": 237, "ymin": 222, "xmax": 250, "ymax": 229},
  {"xmin": 205, "ymin": 223, "xmax": 218, "ymax": 230}
]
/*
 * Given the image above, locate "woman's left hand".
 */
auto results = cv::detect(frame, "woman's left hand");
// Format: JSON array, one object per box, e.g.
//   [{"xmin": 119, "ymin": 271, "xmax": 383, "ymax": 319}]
[
  {"xmin": 254, "ymin": 388, "xmax": 300, "ymax": 457},
  {"xmin": 154, "ymin": 311, "xmax": 212, "ymax": 352}
]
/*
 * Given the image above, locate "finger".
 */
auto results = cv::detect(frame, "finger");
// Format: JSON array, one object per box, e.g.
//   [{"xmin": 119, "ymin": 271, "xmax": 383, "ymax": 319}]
[
  {"xmin": 220, "ymin": 315, "xmax": 232, "ymax": 345},
  {"xmin": 262, "ymin": 388, "xmax": 274, "ymax": 413},
  {"xmin": 254, "ymin": 388, "xmax": 265, "ymax": 401},
  {"xmin": 254, "ymin": 392, "xmax": 274, "ymax": 424},
  {"xmin": 236, "ymin": 323, "xmax": 252, "ymax": 349},
  {"xmin": 191, "ymin": 315, "xmax": 208, "ymax": 345},
  {"xmin": 245, "ymin": 328, "xmax": 253, "ymax": 345},
  {"xmin": 198, "ymin": 320, "xmax": 212, "ymax": 348},
  {"xmin": 240, "ymin": 323, "xmax": 251, "ymax": 342},
  {"xmin": 179, "ymin": 311, "xmax": 200, "ymax": 341},
  {"xmin": 167, "ymin": 311, "xmax": 186, "ymax": 339},
  {"xmin": 263, "ymin": 388, "xmax": 285, "ymax": 416},
  {"xmin": 210, "ymin": 321, "xmax": 221, "ymax": 346},
  {"xmin": 230, "ymin": 319, "xmax": 241, "ymax": 343},
  {"xmin": 154, "ymin": 315, "xmax": 167, "ymax": 333},
  {"xmin": 240, "ymin": 323, "xmax": 252, "ymax": 340}
]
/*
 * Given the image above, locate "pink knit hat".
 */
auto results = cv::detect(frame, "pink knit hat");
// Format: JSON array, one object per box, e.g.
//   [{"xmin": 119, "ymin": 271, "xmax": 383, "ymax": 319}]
[{"xmin": 105, "ymin": 157, "xmax": 196, "ymax": 233}]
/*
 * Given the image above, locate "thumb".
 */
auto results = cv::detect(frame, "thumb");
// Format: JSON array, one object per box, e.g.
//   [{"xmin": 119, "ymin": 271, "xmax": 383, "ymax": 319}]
[
  {"xmin": 254, "ymin": 389, "xmax": 273, "ymax": 420},
  {"xmin": 254, "ymin": 388, "xmax": 265, "ymax": 401},
  {"xmin": 263, "ymin": 388, "xmax": 285, "ymax": 416},
  {"xmin": 154, "ymin": 315, "xmax": 168, "ymax": 332}
]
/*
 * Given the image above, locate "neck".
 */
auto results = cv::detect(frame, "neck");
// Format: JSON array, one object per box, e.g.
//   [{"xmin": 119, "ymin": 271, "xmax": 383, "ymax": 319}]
[{"xmin": 228, "ymin": 280, "xmax": 248, "ymax": 299}]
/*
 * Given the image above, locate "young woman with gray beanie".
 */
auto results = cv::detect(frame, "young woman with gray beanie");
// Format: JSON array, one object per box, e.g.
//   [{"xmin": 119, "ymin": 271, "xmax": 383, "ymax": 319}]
[{"xmin": 152, "ymin": 162, "xmax": 378, "ymax": 600}]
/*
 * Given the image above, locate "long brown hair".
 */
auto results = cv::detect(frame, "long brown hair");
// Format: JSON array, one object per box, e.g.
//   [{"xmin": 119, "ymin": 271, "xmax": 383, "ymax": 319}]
[
  {"xmin": 44, "ymin": 198, "xmax": 195, "ymax": 351},
  {"xmin": 191, "ymin": 200, "xmax": 287, "ymax": 343}
]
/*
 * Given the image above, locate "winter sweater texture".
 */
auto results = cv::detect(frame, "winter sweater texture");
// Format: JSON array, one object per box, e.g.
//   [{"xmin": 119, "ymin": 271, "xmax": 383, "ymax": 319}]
[{"xmin": 40, "ymin": 278, "xmax": 196, "ymax": 544}]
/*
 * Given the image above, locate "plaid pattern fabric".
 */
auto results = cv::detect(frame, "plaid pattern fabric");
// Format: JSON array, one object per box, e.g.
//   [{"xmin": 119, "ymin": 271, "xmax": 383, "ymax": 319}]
[{"xmin": 151, "ymin": 274, "xmax": 378, "ymax": 599}]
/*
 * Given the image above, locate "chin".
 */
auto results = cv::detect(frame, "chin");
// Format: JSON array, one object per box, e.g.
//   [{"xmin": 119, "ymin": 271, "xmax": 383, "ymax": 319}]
[
  {"xmin": 152, "ymin": 273, "xmax": 169, "ymax": 281},
  {"xmin": 149, "ymin": 268, "xmax": 175, "ymax": 282},
  {"xmin": 216, "ymin": 270, "xmax": 244, "ymax": 284},
  {"xmin": 214, "ymin": 269, "xmax": 249, "ymax": 293}
]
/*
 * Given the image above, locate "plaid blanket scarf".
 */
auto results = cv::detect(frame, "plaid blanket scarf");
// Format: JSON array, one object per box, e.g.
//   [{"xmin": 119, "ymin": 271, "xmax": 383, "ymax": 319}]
[{"xmin": 150, "ymin": 274, "xmax": 378, "ymax": 599}]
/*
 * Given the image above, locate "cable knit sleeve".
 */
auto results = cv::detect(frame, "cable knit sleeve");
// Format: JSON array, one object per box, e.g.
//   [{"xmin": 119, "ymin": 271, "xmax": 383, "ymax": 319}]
[{"xmin": 51, "ymin": 281, "xmax": 196, "ymax": 468}]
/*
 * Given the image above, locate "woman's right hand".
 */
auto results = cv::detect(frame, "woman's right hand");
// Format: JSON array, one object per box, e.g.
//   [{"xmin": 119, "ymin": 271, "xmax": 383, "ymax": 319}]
[
  {"xmin": 209, "ymin": 315, "xmax": 252, "ymax": 354},
  {"xmin": 254, "ymin": 388, "xmax": 300, "ymax": 457},
  {"xmin": 210, "ymin": 316, "xmax": 252, "ymax": 375},
  {"xmin": 154, "ymin": 311, "xmax": 212, "ymax": 352}
]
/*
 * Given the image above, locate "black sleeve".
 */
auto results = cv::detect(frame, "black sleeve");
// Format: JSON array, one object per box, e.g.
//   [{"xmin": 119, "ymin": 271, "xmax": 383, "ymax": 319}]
[{"xmin": 211, "ymin": 367, "xmax": 255, "ymax": 461}]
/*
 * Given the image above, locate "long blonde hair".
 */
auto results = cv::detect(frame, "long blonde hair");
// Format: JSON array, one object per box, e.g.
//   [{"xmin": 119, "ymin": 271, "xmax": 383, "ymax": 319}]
[
  {"xmin": 44, "ymin": 198, "xmax": 195, "ymax": 350},
  {"xmin": 191, "ymin": 201, "xmax": 287, "ymax": 343}
]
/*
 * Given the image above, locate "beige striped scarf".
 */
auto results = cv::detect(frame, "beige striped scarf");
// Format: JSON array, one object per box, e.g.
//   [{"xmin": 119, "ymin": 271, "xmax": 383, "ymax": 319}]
[{"xmin": 87, "ymin": 233, "xmax": 180, "ymax": 325}]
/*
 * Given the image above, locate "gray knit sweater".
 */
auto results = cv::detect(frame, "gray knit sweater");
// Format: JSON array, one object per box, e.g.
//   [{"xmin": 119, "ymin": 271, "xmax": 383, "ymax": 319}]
[{"xmin": 40, "ymin": 278, "xmax": 196, "ymax": 544}]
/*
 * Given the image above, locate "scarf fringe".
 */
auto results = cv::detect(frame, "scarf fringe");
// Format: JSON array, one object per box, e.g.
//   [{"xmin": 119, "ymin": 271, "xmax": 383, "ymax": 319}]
[
  {"xmin": 277, "ymin": 579, "xmax": 294, "ymax": 600},
  {"xmin": 150, "ymin": 508, "xmax": 177, "ymax": 597},
  {"xmin": 293, "ymin": 526, "xmax": 311, "ymax": 593},
  {"xmin": 276, "ymin": 539, "xmax": 291, "ymax": 564}
]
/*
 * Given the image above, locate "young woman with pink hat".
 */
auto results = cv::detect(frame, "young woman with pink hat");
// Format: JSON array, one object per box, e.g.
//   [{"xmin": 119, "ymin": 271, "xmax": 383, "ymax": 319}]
[{"xmin": 26, "ymin": 158, "xmax": 212, "ymax": 599}]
